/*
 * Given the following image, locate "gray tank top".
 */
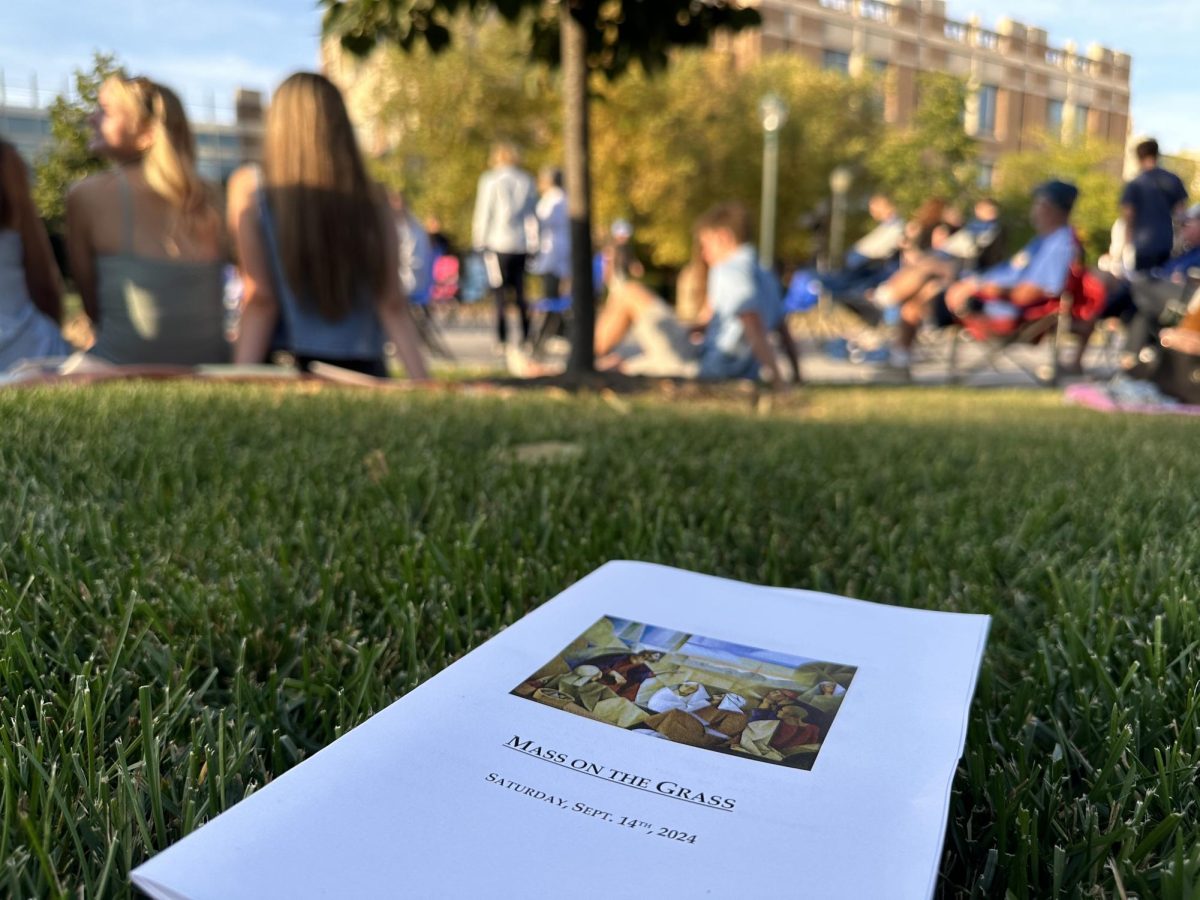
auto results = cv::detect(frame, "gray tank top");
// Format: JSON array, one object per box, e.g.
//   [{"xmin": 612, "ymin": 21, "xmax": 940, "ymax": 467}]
[{"xmin": 89, "ymin": 171, "xmax": 228, "ymax": 365}]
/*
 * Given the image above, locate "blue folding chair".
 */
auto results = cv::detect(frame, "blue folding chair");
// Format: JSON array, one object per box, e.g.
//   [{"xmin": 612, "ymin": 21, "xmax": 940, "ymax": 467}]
[{"xmin": 531, "ymin": 295, "xmax": 572, "ymax": 357}]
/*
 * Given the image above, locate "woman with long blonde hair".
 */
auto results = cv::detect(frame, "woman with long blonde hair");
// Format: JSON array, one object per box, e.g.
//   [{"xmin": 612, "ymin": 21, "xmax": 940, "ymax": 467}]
[
  {"xmin": 226, "ymin": 72, "xmax": 427, "ymax": 378},
  {"xmin": 66, "ymin": 75, "xmax": 227, "ymax": 365}
]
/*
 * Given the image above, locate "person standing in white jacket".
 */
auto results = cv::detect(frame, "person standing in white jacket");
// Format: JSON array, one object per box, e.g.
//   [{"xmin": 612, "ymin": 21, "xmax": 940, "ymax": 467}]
[{"xmin": 472, "ymin": 141, "xmax": 537, "ymax": 348}]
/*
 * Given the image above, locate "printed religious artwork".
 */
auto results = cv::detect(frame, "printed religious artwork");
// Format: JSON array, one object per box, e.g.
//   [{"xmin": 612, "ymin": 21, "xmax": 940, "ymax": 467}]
[{"xmin": 512, "ymin": 616, "xmax": 855, "ymax": 770}]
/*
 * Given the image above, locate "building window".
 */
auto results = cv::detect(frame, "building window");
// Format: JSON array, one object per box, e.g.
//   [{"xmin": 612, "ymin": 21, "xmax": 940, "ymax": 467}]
[
  {"xmin": 869, "ymin": 59, "xmax": 889, "ymax": 75},
  {"xmin": 0, "ymin": 115, "xmax": 42, "ymax": 135},
  {"xmin": 823, "ymin": 50, "xmax": 851, "ymax": 74},
  {"xmin": 944, "ymin": 22, "xmax": 968, "ymax": 42},
  {"xmin": 977, "ymin": 85, "xmax": 998, "ymax": 137},
  {"xmin": 1074, "ymin": 105, "xmax": 1090, "ymax": 137},
  {"xmin": 978, "ymin": 162, "xmax": 995, "ymax": 189},
  {"xmin": 860, "ymin": 0, "xmax": 892, "ymax": 24},
  {"xmin": 1046, "ymin": 99, "xmax": 1064, "ymax": 136}
]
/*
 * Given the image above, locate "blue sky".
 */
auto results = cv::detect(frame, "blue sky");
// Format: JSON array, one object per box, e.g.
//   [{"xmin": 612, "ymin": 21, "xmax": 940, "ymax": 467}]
[
  {"xmin": 1, "ymin": 0, "xmax": 1196, "ymax": 150},
  {"xmin": 0, "ymin": 1, "xmax": 321, "ymax": 121},
  {"xmin": 943, "ymin": 0, "xmax": 1199, "ymax": 152}
]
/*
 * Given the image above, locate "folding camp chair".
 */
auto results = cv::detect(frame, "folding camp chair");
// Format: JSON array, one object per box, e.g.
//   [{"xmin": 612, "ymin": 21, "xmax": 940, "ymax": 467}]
[
  {"xmin": 530, "ymin": 294, "xmax": 571, "ymax": 358},
  {"xmin": 409, "ymin": 252, "xmax": 455, "ymax": 361},
  {"xmin": 947, "ymin": 233, "xmax": 1106, "ymax": 386}
]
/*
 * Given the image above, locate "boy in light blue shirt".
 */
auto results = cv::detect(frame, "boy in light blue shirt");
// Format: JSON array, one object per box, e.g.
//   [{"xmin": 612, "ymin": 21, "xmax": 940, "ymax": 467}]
[{"xmin": 593, "ymin": 203, "xmax": 782, "ymax": 383}]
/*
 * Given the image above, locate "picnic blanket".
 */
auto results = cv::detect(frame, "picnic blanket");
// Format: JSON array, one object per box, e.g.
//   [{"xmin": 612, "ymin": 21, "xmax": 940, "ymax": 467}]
[{"xmin": 1064, "ymin": 382, "xmax": 1200, "ymax": 417}]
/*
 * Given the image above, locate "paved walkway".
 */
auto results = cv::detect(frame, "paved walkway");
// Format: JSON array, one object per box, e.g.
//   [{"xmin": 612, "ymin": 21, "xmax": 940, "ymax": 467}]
[{"xmin": 425, "ymin": 311, "xmax": 1116, "ymax": 388}]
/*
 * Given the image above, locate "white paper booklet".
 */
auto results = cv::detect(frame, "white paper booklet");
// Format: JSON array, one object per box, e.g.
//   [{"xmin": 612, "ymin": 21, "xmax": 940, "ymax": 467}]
[{"xmin": 133, "ymin": 562, "xmax": 990, "ymax": 900}]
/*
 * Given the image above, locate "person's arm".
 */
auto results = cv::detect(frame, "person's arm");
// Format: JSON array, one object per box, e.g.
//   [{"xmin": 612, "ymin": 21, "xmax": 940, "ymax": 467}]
[
  {"xmin": 1119, "ymin": 181, "xmax": 1136, "ymax": 243},
  {"xmin": 1170, "ymin": 174, "xmax": 1188, "ymax": 218},
  {"xmin": 64, "ymin": 180, "xmax": 99, "ymax": 324},
  {"xmin": 945, "ymin": 277, "xmax": 981, "ymax": 315},
  {"xmin": 471, "ymin": 172, "xmax": 492, "ymax": 251},
  {"xmin": 739, "ymin": 310, "xmax": 780, "ymax": 385},
  {"xmin": 227, "ymin": 167, "xmax": 280, "ymax": 365},
  {"xmin": 1011, "ymin": 229, "xmax": 1075, "ymax": 303},
  {"xmin": 1, "ymin": 145, "xmax": 63, "ymax": 321},
  {"xmin": 378, "ymin": 206, "xmax": 429, "ymax": 380},
  {"xmin": 688, "ymin": 299, "xmax": 713, "ymax": 337}
]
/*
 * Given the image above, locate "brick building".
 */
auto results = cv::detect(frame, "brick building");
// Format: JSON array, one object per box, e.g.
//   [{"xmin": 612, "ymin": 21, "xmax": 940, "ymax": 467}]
[{"xmin": 725, "ymin": 0, "xmax": 1132, "ymax": 184}]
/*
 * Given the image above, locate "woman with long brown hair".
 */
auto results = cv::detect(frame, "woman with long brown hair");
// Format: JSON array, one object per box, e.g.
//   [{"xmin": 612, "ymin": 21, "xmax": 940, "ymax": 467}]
[
  {"xmin": 226, "ymin": 72, "xmax": 427, "ymax": 378},
  {"xmin": 0, "ymin": 138, "xmax": 71, "ymax": 370},
  {"xmin": 66, "ymin": 75, "xmax": 227, "ymax": 364}
]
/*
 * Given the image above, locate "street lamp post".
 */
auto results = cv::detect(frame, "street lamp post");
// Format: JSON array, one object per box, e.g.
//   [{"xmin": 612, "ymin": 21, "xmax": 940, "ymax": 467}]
[
  {"xmin": 759, "ymin": 93, "xmax": 788, "ymax": 270},
  {"xmin": 827, "ymin": 165, "xmax": 854, "ymax": 271}
]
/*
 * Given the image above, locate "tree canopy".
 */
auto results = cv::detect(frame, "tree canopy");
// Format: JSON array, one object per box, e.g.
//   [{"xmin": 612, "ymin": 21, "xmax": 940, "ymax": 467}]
[
  {"xmin": 995, "ymin": 137, "xmax": 1122, "ymax": 261},
  {"xmin": 360, "ymin": 19, "xmax": 883, "ymax": 270},
  {"xmin": 321, "ymin": 0, "xmax": 760, "ymax": 76},
  {"xmin": 866, "ymin": 72, "xmax": 979, "ymax": 213},
  {"xmin": 33, "ymin": 53, "xmax": 125, "ymax": 228}
]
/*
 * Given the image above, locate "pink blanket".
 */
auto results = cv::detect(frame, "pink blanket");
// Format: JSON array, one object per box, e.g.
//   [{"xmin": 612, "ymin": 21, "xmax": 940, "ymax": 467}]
[{"xmin": 1065, "ymin": 383, "xmax": 1200, "ymax": 416}]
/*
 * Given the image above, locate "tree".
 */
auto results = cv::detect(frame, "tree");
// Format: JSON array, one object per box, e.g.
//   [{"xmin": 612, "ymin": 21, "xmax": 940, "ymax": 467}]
[
  {"xmin": 365, "ymin": 18, "xmax": 561, "ymax": 247},
  {"xmin": 364, "ymin": 34, "xmax": 882, "ymax": 274},
  {"xmin": 321, "ymin": 0, "xmax": 760, "ymax": 375},
  {"xmin": 33, "ymin": 53, "xmax": 125, "ymax": 228},
  {"xmin": 866, "ymin": 72, "xmax": 978, "ymax": 214},
  {"xmin": 994, "ymin": 138, "xmax": 1122, "ymax": 261},
  {"xmin": 589, "ymin": 52, "xmax": 881, "ymax": 268}
]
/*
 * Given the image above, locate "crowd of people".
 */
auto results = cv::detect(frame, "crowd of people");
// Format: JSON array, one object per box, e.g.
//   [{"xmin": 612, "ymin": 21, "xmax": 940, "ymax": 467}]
[
  {"xmin": 810, "ymin": 139, "xmax": 1200, "ymax": 396},
  {"xmin": 3, "ymin": 71, "xmax": 1199, "ymax": 400},
  {"xmin": 1, "ymin": 71, "xmax": 428, "ymax": 380}
]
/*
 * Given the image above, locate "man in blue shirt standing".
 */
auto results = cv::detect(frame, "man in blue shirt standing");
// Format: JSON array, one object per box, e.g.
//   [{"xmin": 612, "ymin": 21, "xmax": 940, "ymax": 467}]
[
  {"xmin": 593, "ymin": 203, "xmax": 781, "ymax": 383},
  {"xmin": 1120, "ymin": 139, "xmax": 1188, "ymax": 273}
]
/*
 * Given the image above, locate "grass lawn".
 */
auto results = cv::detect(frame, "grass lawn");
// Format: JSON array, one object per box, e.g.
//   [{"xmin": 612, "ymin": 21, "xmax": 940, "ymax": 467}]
[{"xmin": 1, "ymin": 383, "xmax": 1198, "ymax": 898}]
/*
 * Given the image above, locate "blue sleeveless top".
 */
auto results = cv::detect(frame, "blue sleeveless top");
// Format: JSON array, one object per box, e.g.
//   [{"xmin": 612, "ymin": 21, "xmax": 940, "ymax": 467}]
[{"xmin": 256, "ymin": 189, "xmax": 385, "ymax": 362}]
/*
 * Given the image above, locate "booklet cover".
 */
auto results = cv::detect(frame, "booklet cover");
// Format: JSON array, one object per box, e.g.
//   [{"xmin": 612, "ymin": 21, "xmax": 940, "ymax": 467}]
[{"xmin": 132, "ymin": 562, "xmax": 990, "ymax": 899}]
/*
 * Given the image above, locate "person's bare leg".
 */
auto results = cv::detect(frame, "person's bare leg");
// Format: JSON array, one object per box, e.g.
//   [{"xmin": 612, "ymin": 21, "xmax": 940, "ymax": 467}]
[
  {"xmin": 896, "ymin": 278, "xmax": 947, "ymax": 351},
  {"xmin": 880, "ymin": 259, "xmax": 937, "ymax": 305},
  {"xmin": 1064, "ymin": 320, "xmax": 1091, "ymax": 374},
  {"xmin": 594, "ymin": 286, "xmax": 635, "ymax": 358},
  {"xmin": 594, "ymin": 280, "xmax": 659, "ymax": 357},
  {"xmin": 944, "ymin": 278, "xmax": 979, "ymax": 319}
]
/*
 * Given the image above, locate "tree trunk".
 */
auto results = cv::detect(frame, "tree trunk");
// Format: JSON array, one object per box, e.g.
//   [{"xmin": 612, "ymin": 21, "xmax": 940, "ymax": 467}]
[{"xmin": 561, "ymin": 1, "xmax": 595, "ymax": 374}]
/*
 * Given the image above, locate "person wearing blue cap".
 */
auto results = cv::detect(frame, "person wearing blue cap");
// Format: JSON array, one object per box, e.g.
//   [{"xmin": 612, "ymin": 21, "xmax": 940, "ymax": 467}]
[
  {"xmin": 885, "ymin": 181, "xmax": 1080, "ymax": 371},
  {"xmin": 942, "ymin": 181, "xmax": 1079, "ymax": 317}
]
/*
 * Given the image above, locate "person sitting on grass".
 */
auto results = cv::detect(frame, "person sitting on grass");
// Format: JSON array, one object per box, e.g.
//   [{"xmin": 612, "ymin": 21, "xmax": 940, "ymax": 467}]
[
  {"xmin": 888, "ymin": 181, "xmax": 1079, "ymax": 371},
  {"xmin": 593, "ymin": 202, "xmax": 781, "ymax": 384},
  {"xmin": 226, "ymin": 72, "xmax": 427, "ymax": 379},
  {"xmin": 0, "ymin": 138, "xmax": 71, "ymax": 371},
  {"xmin": 67, "ymin": 75, "xmax": 228, "ymax": 366}
]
